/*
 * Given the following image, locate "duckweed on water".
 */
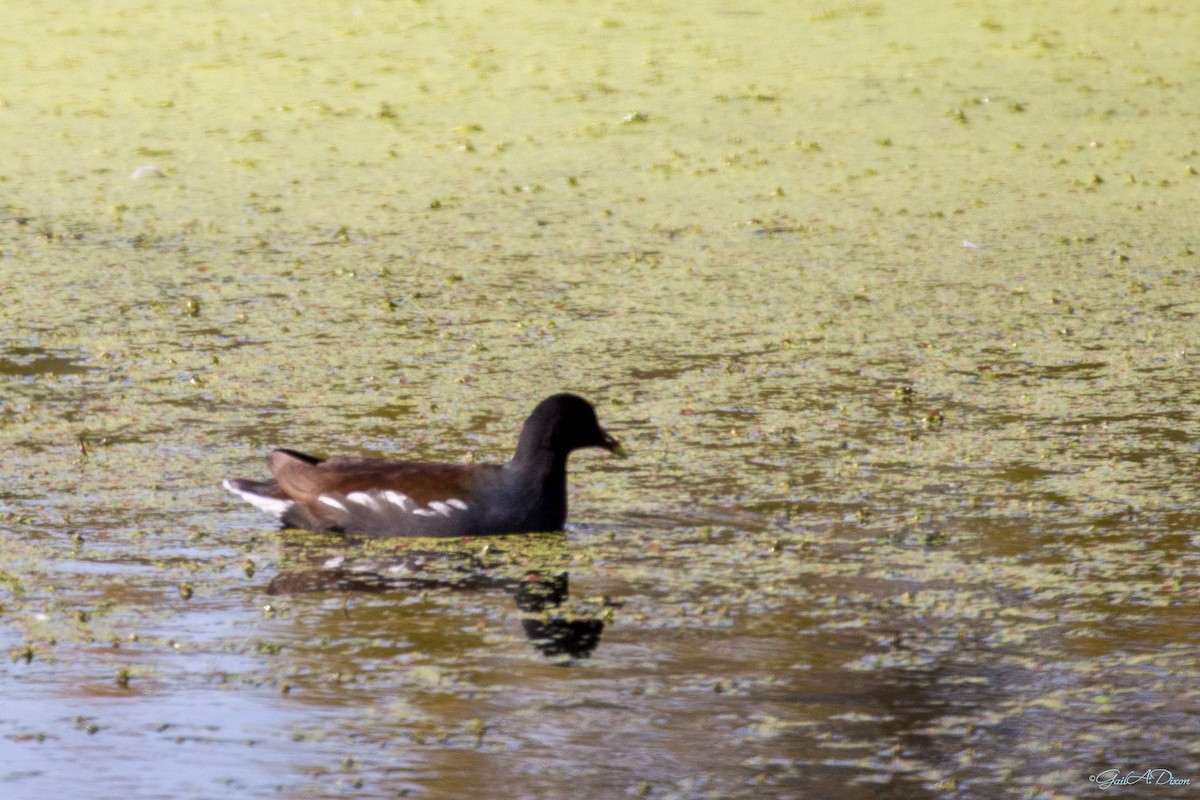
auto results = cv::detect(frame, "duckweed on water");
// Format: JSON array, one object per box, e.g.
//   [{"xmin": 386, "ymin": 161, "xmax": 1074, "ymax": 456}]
[{"xmin": 3, "ymin": 0, "xmax": 1200, "ymax": 798}]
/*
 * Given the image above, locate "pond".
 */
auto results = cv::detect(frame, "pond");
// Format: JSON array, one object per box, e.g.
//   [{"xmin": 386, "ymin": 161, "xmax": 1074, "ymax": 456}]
[{"xmin": 3, "ymin": 1, "xmax": 1200, "ymax": 798}]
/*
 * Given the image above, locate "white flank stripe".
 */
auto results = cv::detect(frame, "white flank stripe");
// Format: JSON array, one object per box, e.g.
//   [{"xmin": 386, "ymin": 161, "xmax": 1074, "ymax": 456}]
[
  {"xmin": 412, "ymin": 509, "xmax": 436, "ymax": 517},
  {"xmin": 319, "ymin": 496, "xmax": 348, "ymax": 512},
  {"xmin": 345, "ymin": 491, "xmax": 381, "ymax": 511},
  {"xmin": 427, "ymin": 501, "xmax": 454, "ymax": 517},
  {"xmin": 446, "ymin": 499, "xmax": 469, "ymax": 510},
  {"xmin": 383, "ymin": 490, "xmax": 412, "ymax": 511}
]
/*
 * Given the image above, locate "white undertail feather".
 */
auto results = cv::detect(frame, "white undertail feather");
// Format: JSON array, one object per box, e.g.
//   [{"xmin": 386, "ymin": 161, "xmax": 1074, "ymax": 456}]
[{"xmin": 223, "ymin": 480, "xmax": 293, "ymax": 519}]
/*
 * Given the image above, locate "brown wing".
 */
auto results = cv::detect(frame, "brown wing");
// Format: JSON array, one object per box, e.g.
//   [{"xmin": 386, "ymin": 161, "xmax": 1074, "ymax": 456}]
[
  {"xmin": 268, "ymin": 451, "xmax": 482, "ymax": 503},
  {"xmin": 266, "ymin": 449, "xmax": 492, "ymax": 535}
]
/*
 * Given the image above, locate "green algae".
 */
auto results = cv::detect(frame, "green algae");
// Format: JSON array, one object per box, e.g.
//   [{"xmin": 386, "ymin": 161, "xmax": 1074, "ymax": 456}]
[{"xmin": 3, "ymin": 0, "xmax": 1200, "ymax": 797}]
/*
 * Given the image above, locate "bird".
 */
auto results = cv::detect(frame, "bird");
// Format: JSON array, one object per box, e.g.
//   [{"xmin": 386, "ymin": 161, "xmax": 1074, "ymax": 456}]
[{"xmin": 223, "ymin": 393, "xmax": 625, "ymax": 537}]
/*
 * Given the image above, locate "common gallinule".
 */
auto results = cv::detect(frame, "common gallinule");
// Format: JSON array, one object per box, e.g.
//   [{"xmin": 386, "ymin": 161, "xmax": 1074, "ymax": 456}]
[{"xmin": 223, "ymin": 393, "xmax": 625, "ymax": 537}]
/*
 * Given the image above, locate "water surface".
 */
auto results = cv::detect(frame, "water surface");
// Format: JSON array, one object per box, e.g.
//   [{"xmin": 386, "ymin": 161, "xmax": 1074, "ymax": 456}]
[{"xmin": 3, "ymin": 1, "xmax": 1200, "ymax": 798}]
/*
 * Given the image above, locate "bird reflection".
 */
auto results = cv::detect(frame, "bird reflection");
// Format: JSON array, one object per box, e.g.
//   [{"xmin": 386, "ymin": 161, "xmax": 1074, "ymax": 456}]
[{"xmin": 265, "ymin": 535, "xmax": 605, "ymax": 659}]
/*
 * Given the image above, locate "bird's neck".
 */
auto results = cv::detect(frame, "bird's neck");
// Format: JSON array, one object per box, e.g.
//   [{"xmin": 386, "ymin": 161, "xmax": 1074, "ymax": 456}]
[
  {"xmin": 505, "ymin": 451, "xmax": 569, "ymax": 529},
  {"xmin": 507, "ymin": 447, "xmax": 568, "ymax": 490}
]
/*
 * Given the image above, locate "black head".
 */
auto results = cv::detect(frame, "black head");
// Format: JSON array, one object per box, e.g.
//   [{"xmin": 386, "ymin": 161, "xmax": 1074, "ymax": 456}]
[{"xmin": 514, "ymin": 393, "xmax": 624, "ymax": 463}]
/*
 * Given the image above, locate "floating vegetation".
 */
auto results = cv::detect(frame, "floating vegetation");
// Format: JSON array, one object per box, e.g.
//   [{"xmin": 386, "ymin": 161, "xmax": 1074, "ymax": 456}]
[{"xmin": 1, "ymin": 1, "xmax": 1198, "ymax": 798}]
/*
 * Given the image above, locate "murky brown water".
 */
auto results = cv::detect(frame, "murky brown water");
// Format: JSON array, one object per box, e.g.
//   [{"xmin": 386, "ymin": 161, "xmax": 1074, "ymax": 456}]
[{"xmin": 4, "ymin": 1, "xmax": 1200, "ymax": 798}]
